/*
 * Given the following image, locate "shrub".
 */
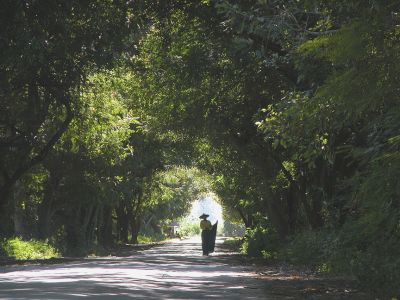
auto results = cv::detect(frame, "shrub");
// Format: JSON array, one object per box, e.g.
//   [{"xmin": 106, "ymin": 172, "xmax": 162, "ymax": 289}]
[
  {"xmin": 137, "ymin": 226, "xmax": 166, "ymax": 243},
  {"xmin": 350, "ymin": 240, "xmax": 400, "ymax": 298},
  {"xmin": 334, "ymin": 219, "xmax": 400, "ymax": 298},
  {"xmin": 281, "ymin": 230, "xmax": 333, "ymax": 269},
  {"xmin": 177, "ymin": 222, "xmax": 201, "ymax": 237},
  {"xmin": 241, "ymin": 225, "xmax": 280, "ymax": 259},
  {"xmin": 223, "ymin": 236, "xmax": 244, "ymax": 251},
  {"xmin": 137, "ymin": 235, "xmax": 155, "ymax": 244},
  {"xmin": 280, "ymin": 226, "xmax": 400, "ymax": 298},
  {"xmin": 222, "ymin": 220, "xmax": 246, "ymax": 237},
  {"xmin": 1, "ymin": 237, "xmax": 60, "ymax": 260}
]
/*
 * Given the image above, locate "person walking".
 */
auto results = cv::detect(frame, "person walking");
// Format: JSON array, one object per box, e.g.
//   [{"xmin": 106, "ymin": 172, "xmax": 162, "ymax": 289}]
[{"xmin": 199, "ymin": 213, "xmax": 212, "ymax": 255}]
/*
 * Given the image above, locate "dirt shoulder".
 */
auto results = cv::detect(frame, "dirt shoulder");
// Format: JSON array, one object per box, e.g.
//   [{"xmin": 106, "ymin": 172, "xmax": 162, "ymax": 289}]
[
  {"xmin": 0, "ymin": 241, "xmax": 165, "ymax": 267},
  {"xmin": 218, "ymin": 239, "xmax": 371, "ymax": 299}
]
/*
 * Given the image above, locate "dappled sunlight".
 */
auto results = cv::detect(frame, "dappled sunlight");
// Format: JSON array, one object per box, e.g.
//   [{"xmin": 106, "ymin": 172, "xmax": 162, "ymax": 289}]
[{"xmin": 0, "ymin": 238, "xmax": 264, "ymax": 299}]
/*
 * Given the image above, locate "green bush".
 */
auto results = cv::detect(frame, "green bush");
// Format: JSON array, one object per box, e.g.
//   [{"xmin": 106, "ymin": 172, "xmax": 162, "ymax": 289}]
[
  {"xmin": 241, "ymin": 225, "xmax": 280, "ymax": 259},
  {"xmin": 1, "ymin": 237, "xmax": 60, "ymax": 260},
  {"xmin": 281, "ymin": 230, "xmax": 333, "ymax": 270},
  {"xmin": 137, "ymin": 234, "xmax": 165, "ymax": 244},
  {"xmin": 177, "ymin": 222, "xmax": 201, "ymax": 237},
  {"xmin": 350, "ymin": 241, "xmax": 400, "ymax": 298},
  {"xmin": 333, "ymin": 219, "xmax": 400, "ymax": 298},
  {"xmin": 137, "ymin": 226, "xmax": 166, "ymax": 243},
  {"xmin": 279, "ymin": 226, "xmax": 400, "ymax": 298}
]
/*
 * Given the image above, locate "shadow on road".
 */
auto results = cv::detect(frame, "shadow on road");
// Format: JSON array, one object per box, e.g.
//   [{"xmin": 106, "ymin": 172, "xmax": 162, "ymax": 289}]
[{"xmin": 0, "ymin": 237, "xmax": 369, "ymax": 299}]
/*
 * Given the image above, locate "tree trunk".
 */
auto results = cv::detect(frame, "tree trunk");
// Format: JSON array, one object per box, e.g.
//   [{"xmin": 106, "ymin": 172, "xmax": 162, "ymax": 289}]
[
  {"xmin": 98, "ymin": 205, "xmax": 113, "ymax": 248},
  {"xmin": 129, "ymin": 190, "xmax": 143, "ymax": 244},
  {"xmin": 37, "ymin": 173, "xmax": 60, "ymax": 239},
  {"xmin": 130, "ymin": 217, "xmax": 141, "ymax": 244},
  {"xmin": 82, "ymin": 204, "xmax": 95, "ymax": 247},
  {"xmin": 88, "ymin": 206, "xmax": 99, "ymax": 245},
  {"xmin": 116, "ymin": 203, "xmax": 129, "ymax": 243},
  {"xmin": 265, "ymin": 195, "xmax": 289, "ymax": 238},
  {"xmin": 0, "ymin": 177, "xmax": 14, "ymax": 237},
  {"xmin": 13, "ymin": 180, "xmax": 26, "ymax": 239},
  {"xmin": 286, "ymin": 185, "xmax": 299, "ymax": 235},
  {"xmin": 236, "ymin": 207, "xmax": 253, "ymax": 228}
]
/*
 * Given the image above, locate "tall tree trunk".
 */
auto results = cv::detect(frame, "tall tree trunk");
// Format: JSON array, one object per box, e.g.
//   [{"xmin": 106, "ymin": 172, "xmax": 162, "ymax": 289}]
[
  {"xmin": 0, "ymin": 179, "xmax": 14, "ymax": 237},
  {"xmin": 98, "ymin": 205, "xmax": 113, "ymax": 248},
  {"xmin": 116, "ymin": 203, "xmax": 129, "ymax": 243},
  {"xmin": 65, "ymin": 206, "xmax": 81, "ymax": 255},
  {"xmin": 37, "ymin": 173, "xmax": 60, "ymax": 239},
  {"xmin": 129, "ymin": 192, "xmax": 142, "ymax": 244},
  {"xmin": 298, "ymin": 175, "xmax": 314, "ymax": 229},
  {"xmin": 236, "ymin": 207, "xmax": 253, "ymax": 228},
  {"xmin": 265, "ymin": 195, "xmax": 289, "ymax": 238},
  {"xmin": 130, "ymin": 217, "xmax": 141, "ymax": 244},
  {"xmin": 88, "ymin": 206, "xmax": 99, "ymax": 245},
  {"xmin": 286, "ymin": 185, "xmax": 299, "ymax": 234},
  {"xmin": 308, "ymin": 158, "xmax": 327, "ymax": 229},
  {"xmin": 82, "ymin": 204, "xmax": 95, "ymax": 247},
  {"xmin": 13, "ymin": 180, "xmax": 26, "ymax": 239}
]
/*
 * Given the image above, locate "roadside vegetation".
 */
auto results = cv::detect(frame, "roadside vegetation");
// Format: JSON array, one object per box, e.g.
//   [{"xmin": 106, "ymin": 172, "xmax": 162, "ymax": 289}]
[{"xmin": 0, "ymin": 238, "xmax": 59, "ymax": 260}]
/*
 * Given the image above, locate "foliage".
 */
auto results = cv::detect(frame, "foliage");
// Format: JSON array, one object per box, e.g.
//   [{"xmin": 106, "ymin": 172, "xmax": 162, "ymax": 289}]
[
  {"xmin": 1, "ymin": 238, "xmax": 60, "ymax": 260},
  {"xmin": 241, "ymin": 222, "xmax": 280, "ymax": 259},
  {"xmin": 0, "ymin": 0, "xmax": 132, "ymax": 211},
  {"xmin": 222, "ymin": 237, "xmax": 243, "ymax": 252},
  {"xmin": 177, "ymin": 221, "xmax": 201, "ymax": 238},
  {"xmin": 280, "ymin": 230, "xmax": 333, "ymax": 271},
  {"xmin": 1, "ymin": 1, "xmax": 399, "ymax": 297},
  {"xmin": 221, "ymin": 220, "xmax": 246, "ymax": 237},
  {"xmin": 36, "ymin": 70, "xmax": 140, "ymax": 252},
  {"xmin": 137, "ymin": 234, "xmax": 164, "ymax": 244},
  {"xmin": 136, "ymin": 226, "xmax": 166, "ymax": 244},
  {"xmin": 143, "ymin": 166, "xmax": 213, "ymax": 229}
]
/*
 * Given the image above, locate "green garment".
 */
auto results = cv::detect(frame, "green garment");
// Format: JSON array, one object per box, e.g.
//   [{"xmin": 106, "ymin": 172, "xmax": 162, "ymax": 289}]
[{"xmin": 200, "ymin": 219, "xmax": 212, "ymax": 230}]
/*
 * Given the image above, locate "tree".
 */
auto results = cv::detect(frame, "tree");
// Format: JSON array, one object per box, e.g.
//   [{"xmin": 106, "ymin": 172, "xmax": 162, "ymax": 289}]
[
  {"xmin": 0, "ymin": 0, "xmax": 130, "ymax": 218},
  {"xmin": 36, "ymin": 70, "xmax": 136, "ymax": 251}
]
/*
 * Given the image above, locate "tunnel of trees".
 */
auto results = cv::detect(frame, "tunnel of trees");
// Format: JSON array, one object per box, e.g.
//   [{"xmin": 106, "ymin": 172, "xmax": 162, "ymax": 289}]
[{"xmin": 1, "ymin": 0, "xmax": 399, "ymax": 297}]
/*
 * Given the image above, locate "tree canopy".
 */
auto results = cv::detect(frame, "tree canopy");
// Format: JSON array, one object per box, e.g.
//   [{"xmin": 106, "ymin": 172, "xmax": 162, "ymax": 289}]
[{"xmin": 1, "ymin": 0, "xmax": 399, "ymax": 297}]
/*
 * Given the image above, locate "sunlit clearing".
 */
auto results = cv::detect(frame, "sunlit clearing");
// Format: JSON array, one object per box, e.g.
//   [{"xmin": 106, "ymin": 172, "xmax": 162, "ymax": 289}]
[{"xmin": 185, "ymin": 194, "xmax": 223, "ymax": 232}]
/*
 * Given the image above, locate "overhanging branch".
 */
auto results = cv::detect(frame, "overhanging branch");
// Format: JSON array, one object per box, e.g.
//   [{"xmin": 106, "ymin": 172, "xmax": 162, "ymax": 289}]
[{"xmin": 10, "ymin": 99, "xmax": 73, "ymax": 183}]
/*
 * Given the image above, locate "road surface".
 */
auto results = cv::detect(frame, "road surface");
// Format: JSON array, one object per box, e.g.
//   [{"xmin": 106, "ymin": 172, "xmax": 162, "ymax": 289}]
[
  {"xmin": 0, "ymin": 237, "xmax": 269, "ymax": 299},
  {"xmin": 0, "ymin": 237, "xmax": 367, "ymax": 299}
]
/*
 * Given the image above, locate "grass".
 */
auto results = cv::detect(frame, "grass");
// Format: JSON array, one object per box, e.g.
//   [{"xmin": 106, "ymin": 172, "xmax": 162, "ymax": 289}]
[
  {"xmin": 137, "ymin": 234, "xmax": 155, "ymax": 244},
  {"xmin": 0, "ymin": 237, "xmax": 60, "ymax": 260}
]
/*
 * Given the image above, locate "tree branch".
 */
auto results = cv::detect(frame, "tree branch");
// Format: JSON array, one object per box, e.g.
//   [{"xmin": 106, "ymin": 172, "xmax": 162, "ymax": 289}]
[{"xmin": 10, "ymin": 99, "xmax": 73, "ymax": 183}]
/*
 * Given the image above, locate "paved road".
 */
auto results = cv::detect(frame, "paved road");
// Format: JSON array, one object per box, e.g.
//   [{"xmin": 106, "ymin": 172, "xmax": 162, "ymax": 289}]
[{"xmin": 0, "ymin": 237, "xmax": 268, "ymax": 300}]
